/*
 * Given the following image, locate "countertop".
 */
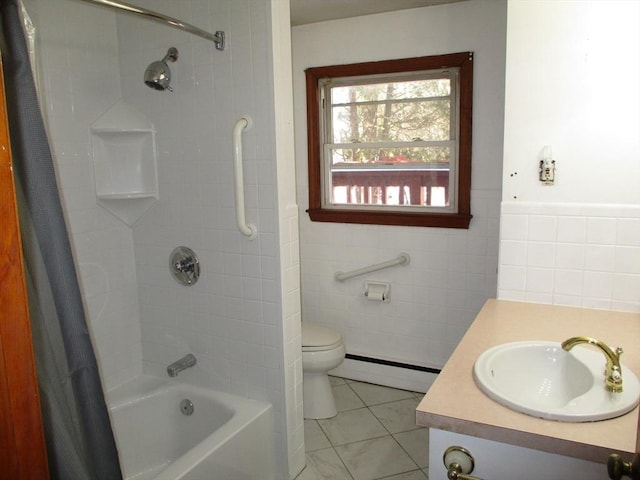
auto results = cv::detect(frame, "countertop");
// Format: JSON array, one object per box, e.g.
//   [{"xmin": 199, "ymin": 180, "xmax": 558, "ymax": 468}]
[{"xmin": 416, "ymin": 299, "xmax": 640, "ymax": 463}]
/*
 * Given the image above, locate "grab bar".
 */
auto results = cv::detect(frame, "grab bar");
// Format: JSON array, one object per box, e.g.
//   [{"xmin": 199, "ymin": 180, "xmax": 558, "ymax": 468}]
[
  {"xmin": 232, "ymin": 116, "xmax": 257, "ymax": 240},
  {"xmin": 75, "ymin": 0, "xmax": 225, "ymax": 49},
  {"xmin": 335, "ymin": 253, "xmax": 410, "ymax": 281}
]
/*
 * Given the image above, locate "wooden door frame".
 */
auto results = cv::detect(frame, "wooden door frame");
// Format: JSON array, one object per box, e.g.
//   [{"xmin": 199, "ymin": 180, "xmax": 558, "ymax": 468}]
[{"xmin": 0, "ymin": 58, "xmax": 49, "ymax": 479}]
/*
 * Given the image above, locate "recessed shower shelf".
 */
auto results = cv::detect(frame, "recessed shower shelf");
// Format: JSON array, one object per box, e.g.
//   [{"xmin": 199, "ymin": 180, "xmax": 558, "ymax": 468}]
[
  {"xmin": 91, "ymin": 100, "xmax": 159, "ymax": 226},
  {"xmin": 96, "ymin": 195, "xmax": 158, "ymax": 226}
]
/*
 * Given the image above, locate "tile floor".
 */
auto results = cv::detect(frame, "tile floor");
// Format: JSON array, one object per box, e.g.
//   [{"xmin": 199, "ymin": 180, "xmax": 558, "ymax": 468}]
[{"xmin": 297, "ymin": 377, "xmax": 429, "ymax": 480}]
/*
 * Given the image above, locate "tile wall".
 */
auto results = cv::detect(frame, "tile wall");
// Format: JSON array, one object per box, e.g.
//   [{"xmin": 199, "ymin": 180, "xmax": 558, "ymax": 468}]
[
  {"xmin": 115, "ymin": 0, "xmax": 302, "ymax": 476},
  {"xmin": 499, "ymin": 2, "xmax": 640, "ymax": 315},
  {"xmin": 24, "ymin": 0, "xmax": 143, "ymax": 389},
  {"xmin": 292, "ymin": 0, "xmax": 507, "ymax": 391},
  {"xmin": 25, "ymin": 0, "xmax": 303, "ymax": 477},
  {"xmin": 272, "ymin": 0, "xmax": 306, "ymax": 468},
  {"xmin": 498, "ymin": 202, "xmax": 640, "ymax": 313}
]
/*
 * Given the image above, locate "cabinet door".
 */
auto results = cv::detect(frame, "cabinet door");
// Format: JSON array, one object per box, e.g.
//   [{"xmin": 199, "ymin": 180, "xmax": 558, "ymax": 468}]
[{"xmin": 430, "ymin": 429, "xmax": 606, "ymax": 480}]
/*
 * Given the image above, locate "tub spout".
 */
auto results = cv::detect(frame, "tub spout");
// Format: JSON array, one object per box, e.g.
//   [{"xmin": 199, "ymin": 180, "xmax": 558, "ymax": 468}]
[
  {"xmin": 167, "ymin": 353, "xmax": 197, "ymax": 377},
  {"xmin": 561, "ymin": 336, "xmax": 623, "ymax": 393}
]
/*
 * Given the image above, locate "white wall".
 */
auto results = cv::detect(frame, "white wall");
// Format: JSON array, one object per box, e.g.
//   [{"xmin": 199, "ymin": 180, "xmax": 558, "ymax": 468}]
[
  {"xmin": 292, "ymin": 0, "xmax": 507, "ymax": 391},
  {"xmin": 25, "ymin": 0, "xmax": 143, "ymax": 390},
  {"xmin": 498, "ymin": 0, "xmax": 640, "ymax": 312},
  {"xmin": 116, "ymin": 0, "xmax": 301, "ymax": 476},
  {"xmin": 270, "ymin": 0, "xmax": 306, "ymax": 471},
  {"xmin": 26, "ymin": 0, "xmax": 303, "ymax": 477}
]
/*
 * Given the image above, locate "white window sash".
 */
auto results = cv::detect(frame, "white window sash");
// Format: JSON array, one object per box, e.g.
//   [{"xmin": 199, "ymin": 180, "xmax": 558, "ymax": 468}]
[{"xmin": 319, "ymin": 69, "xmax": 460, "ymax": 214}]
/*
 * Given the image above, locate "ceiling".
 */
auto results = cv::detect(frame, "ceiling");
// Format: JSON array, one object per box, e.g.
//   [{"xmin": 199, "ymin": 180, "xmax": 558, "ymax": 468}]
[{"xmin": 290, "ymin": 0, "xmax": 467, "ymax": 26}]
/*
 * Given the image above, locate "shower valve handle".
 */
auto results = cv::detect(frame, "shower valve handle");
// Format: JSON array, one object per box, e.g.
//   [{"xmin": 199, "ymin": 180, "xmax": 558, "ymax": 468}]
[
  {"xmin": 169, "ymin": 247, "xmax": 200, "ymax": 286},
  {"xmin": 175, "ymin": 258, "xmax": 195, "ymax": 273}
]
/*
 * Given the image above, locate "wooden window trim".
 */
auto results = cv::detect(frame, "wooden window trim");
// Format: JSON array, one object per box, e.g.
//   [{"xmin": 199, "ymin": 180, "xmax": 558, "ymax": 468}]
[{"xmin": 305, "ymin": 52, "xmax": 473, "ymax": 228}]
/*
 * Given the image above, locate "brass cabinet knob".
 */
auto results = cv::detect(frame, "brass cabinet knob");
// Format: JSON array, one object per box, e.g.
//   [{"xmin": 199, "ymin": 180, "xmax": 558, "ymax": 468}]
[{"xmin": 608, "ymin": 453, "xmax": 639, "ymax": 480}]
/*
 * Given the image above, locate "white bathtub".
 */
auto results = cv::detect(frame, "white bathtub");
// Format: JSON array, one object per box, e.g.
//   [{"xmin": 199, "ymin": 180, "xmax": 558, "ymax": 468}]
[{"xmin": 108, "ymin": 375, "xmax": 276, "ymax": 480}]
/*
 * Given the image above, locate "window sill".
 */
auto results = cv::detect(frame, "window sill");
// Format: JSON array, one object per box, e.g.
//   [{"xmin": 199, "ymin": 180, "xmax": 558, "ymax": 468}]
[{"xmin": 307, "ymin": 208, "xmax": 472, "ymax": 229}]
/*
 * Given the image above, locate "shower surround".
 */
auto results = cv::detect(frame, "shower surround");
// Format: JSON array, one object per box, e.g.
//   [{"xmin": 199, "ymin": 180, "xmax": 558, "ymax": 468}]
[{"xmin": 23, "ymin": 0, "xmax": 303, "ymax": 478}]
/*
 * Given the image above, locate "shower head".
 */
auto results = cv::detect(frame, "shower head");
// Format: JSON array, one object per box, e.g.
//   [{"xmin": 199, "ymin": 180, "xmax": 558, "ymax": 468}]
[{"xmin": 144, "ymin": 47, "xmax": 178, "ymax": 92}]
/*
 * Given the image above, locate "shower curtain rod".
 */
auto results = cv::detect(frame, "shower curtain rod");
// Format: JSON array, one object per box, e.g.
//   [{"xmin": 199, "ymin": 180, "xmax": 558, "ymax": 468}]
[{"xmin": 74, "ymin": 0, "xmax": 225, "ymax": 50}]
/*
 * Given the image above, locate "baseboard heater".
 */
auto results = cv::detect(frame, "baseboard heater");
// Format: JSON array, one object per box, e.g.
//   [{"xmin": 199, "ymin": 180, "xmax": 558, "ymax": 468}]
[{"xmin": 345, "ymin": 353, "xmax": 441, "ymax": 375}]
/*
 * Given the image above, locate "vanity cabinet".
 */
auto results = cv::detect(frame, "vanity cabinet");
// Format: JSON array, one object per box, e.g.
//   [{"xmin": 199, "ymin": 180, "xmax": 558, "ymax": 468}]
[
  {"xmin": 429, "ymin": 429, "xmax": 603, "ymax": 480},
  {"xmin": 416, "ymin": 300, "xmax": 640, "ymax": 480}
]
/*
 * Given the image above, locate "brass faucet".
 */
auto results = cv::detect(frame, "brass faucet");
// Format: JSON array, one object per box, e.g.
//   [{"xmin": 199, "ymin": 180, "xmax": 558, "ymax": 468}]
[{"xmin": 561, "ymin": 336, "xmax": 624, "ymax": 393}]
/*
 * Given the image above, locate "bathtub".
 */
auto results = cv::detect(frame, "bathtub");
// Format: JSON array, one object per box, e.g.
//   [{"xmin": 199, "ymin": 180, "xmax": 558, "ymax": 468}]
[{"xmin": 108, "ymin": 375, "xmax": 276, "ymax": 480}]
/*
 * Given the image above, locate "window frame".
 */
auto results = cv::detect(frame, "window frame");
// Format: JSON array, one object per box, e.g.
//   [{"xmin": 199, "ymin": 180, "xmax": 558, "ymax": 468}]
[{"xmin": 305, "ymin": 52, "xmax": 473, "ymax": 228}]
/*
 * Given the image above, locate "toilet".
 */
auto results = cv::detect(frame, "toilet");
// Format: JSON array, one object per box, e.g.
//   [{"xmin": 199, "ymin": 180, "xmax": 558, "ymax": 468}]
[{"xmin": 302, "ymin": 322, "xmax": 346, "ymax": 419}]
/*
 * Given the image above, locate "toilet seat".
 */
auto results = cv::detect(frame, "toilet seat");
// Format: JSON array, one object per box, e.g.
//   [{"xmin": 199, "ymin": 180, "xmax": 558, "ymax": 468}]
[{"xmin": 302, "ymin": 323, "xmax": 342, "ymax": 352}]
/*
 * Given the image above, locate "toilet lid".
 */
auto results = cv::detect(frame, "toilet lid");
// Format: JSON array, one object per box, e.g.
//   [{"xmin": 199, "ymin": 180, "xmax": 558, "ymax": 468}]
[{"xmin": 302, "ymin": 323, "xmax": 341, "ymax": 348}]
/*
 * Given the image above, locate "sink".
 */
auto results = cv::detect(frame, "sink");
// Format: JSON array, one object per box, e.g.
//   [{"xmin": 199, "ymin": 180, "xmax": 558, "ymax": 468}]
[{"xmin": 473, "ymin": 341, "xmax": 640, "ymax": 422}]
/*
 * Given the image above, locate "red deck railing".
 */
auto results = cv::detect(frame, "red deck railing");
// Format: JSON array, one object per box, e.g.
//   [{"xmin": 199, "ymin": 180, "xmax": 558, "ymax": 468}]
[{"xmin": 331, "ymin": 170, "xmax": 450, "ymax": 206}]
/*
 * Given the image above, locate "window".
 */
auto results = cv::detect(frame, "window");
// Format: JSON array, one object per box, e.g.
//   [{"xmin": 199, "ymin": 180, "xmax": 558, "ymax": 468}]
[{"xmin": 305, "ymin": 52, "xmax": 473, "ymax": 228}]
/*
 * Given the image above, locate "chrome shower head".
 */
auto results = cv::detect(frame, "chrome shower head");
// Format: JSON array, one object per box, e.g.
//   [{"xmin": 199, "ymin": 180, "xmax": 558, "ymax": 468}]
[{"xmin": 144, "ymin": 47, "xmax": 178, "ymax": 92}]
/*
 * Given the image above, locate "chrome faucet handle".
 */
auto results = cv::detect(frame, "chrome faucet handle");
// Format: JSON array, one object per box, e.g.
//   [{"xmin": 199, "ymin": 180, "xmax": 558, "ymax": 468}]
[
  {"xmin": 175, "ymin": 258, "xmax": 194, "ymax": 272},
  {"xmin": 169, "ymin": 247, "xmax": 200, "ymax": 286}
]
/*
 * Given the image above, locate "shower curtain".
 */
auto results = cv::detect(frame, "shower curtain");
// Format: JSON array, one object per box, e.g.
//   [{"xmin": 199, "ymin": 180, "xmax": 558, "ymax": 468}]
[{"xmin": 0, "ymin": 0, "xmax": 122, "ymax": 478}]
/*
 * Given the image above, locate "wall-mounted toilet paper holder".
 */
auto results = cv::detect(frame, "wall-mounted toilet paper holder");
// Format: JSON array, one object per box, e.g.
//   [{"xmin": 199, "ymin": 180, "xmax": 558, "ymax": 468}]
[{"xmin": 364, "ymin": 281, "xmax": 390, "ymax": 302}]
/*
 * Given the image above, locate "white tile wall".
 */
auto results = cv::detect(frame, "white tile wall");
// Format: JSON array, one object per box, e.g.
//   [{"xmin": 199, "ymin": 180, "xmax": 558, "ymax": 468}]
[
  {"xmin": 27, "ymin": 0, "xmax": 301, "ymax": 477},
  {"xmin": 115, "ymin": 0, "xmax": 298, "ymax": 477},
  {"xmin": 272, "ymin": 0, "xmax": 306, "ymax": 471},
  {"xmin": 498, "ymin": 202, "xmax": 640, "ymax": 312},
  {"xmin": 298, "ymin": 190, "xmax": 501, "ymax": 377},
  {"xmin": 25, "ymin": 0, "xmax": 143, "ymax": 389},
  {"xmin": 292, "ymin": 1, "xmax": 507, "ymax": 391}
]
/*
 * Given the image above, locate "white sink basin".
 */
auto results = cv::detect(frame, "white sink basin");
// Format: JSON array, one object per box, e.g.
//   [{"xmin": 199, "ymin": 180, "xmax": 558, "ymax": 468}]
[{"xmin": 473, "ymin": 341, "xmax": 640, "ymax": 422}]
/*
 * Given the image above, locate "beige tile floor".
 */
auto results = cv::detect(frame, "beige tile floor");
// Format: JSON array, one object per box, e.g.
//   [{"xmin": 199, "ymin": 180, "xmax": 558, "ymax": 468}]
[{"xmin": 297, "ymin": 377, "xmax": 429, "ymax": 480}]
